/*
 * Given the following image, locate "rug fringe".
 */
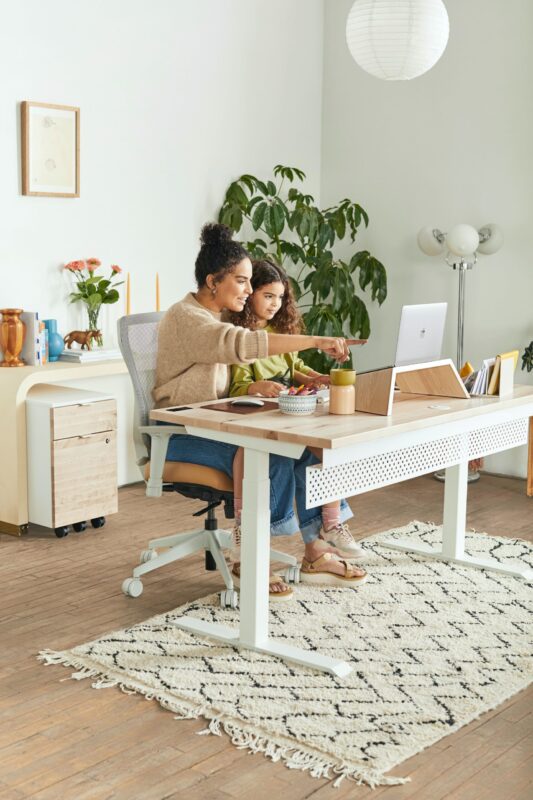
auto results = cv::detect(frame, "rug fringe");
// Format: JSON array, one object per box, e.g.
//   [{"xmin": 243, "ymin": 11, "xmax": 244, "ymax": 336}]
[{"xmin": 37, "ymin": 649, "xmax": 408, "ymax": 789}]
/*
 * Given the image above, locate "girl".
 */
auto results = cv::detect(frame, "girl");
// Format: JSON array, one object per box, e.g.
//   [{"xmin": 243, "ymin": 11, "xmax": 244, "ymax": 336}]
[{"xmin": 229, "ymin": 259, "xmax": 367, "ymax": 580}]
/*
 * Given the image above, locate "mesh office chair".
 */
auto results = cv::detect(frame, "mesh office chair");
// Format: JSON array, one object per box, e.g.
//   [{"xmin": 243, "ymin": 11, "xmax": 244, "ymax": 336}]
[{"xmin": 117, "ymin": 312, "xmax": 299, "ymax": 608}]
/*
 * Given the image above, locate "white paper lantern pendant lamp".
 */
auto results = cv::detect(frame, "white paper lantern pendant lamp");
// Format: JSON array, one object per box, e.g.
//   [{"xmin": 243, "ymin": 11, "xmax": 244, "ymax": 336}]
[{"xmin": 346, "ymin": 0, "xmax": 450, "ymax": 81}]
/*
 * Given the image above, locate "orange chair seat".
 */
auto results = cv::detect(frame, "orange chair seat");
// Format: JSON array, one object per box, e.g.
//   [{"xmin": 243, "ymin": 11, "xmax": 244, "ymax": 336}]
[{"xmin": 145, "ymin": 461, "xmax": 233, "ymax": 492}]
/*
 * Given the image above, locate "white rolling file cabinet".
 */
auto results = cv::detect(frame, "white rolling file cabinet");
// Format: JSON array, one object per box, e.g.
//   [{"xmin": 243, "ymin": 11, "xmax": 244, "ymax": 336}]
[{"xmin": 26, "ymin": 385, "xmax": 118, "ymax": 537}]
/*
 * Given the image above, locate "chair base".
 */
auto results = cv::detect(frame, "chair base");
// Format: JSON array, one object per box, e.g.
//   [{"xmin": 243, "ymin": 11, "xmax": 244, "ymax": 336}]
[{"xmin": 122, "ymin": 526, "xmax": 300, "ymax": 602}]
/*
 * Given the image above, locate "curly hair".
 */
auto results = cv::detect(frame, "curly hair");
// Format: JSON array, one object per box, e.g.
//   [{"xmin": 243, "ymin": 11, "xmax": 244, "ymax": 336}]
[
  {"xmin": 229, "ymin": 259, "xmax": 303, "ymax": 335},
  {"xmin": 194, "ymin": 223, "xmax": 249, "ymax": 288}
]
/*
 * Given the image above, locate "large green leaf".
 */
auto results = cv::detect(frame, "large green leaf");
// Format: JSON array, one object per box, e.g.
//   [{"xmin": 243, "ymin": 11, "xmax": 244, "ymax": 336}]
[
  {"xmin": 288, "ymin": 276, "xmax": 301, "ymax": 300},
  {"xmin": 252, "ymin": 202, "xmax": 267, "ymax": 230},
  {"xmin": 226, "ymin": 182, "xmax": 248, "ymax": 207},
  {"xmin": 102, "ymin": 289, "xmax": 119, "ymax": 304},
  {"xmin": 87, "ymin": 292, "xmax": 102, "ymax": 308},
  {"xmin": 369, "ymin": 258, "xmax": 388, "ymax": 304}
]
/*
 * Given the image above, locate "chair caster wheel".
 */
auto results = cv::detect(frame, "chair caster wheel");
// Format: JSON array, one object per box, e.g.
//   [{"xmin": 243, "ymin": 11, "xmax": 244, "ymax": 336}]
[
  {"xmin": 284, "ymin": 565, "xmax": 301, "ymax": 584},
  {"xmin": 54, "ymin": 526, "xmax": 70, "ymax": 538},
  {"xmin": 220, "ymin": 589, "xmax": 239, "ymax": 609},
  {"xmin": 91, "ymin": 517, "xmax": 106, "ymax": 529},
  {"xmin": 122, "ymin": 578, "xmax": 143, "ymax": 598},
  {"xmin": 140, "ymin": 549, "xmax": 158, "ymax": 563},
  {"xmin": 73, "ymin": 521, "xmax": 87, "ymax": 533}
]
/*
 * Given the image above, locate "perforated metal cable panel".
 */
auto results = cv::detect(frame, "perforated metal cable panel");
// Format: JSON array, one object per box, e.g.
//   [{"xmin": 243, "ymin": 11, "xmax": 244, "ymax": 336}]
[{"xmin": 306, "ymin": 418, "xmax": 529, "ymax": 508}]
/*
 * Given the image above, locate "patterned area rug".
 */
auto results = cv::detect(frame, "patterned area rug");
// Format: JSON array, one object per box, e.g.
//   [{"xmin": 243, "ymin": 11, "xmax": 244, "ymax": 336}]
[{"xmin": 40, "ymin": 522, "xmax": 533, "ymax": 789}]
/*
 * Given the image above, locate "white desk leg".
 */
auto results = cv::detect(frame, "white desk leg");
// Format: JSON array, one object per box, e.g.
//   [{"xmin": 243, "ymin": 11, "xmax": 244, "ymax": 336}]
[
  {"xmin": 240, "ymin": 449, "xmax": 270, "ymax": 647},
  {"xmin": 442, "ymin": 461, "xmax": 467, "ymax": 559},
  {"xmin": 385, "ymin": 461, "xmax": 533, "ymax": 581},
  {"xmin": 174, "ymin": 446, "xmax": 353, "ymax": 677}
]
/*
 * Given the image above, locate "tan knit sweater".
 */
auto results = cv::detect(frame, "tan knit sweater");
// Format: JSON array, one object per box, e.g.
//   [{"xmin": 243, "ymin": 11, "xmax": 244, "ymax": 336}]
[{"xmin": 153, "ymin": 292, "xmax": 268, "ymax": 408}]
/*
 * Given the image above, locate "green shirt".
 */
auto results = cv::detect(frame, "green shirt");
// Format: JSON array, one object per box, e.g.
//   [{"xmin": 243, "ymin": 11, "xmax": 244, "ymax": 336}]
[{"xmin": 229, "ymin": 325, "xmax": 314, "ymax": 397}]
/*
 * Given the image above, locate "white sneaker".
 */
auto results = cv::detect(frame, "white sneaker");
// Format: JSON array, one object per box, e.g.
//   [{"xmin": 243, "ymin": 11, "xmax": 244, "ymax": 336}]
[
  {"xmin": 321, "ymin": 523, "xmax": 365, "ymax": 559},
  {"xmin": 231, "ymin": 524, "xmax": 241, "ymax": 562}
]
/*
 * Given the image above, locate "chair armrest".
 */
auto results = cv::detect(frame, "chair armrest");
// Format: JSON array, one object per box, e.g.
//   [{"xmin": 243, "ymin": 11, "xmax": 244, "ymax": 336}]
[
  {"xmin": 139, "ymin": 424, "xmax": 185, "ymax": 436},
  {"xmin": 139, "ymin": 424, "xmax": 186, "ymax": 498}
]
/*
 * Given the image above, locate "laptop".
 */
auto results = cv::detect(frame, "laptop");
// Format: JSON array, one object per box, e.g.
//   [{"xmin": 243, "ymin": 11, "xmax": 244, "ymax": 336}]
[{"xmin": 357, "ymin": 302, "xmax": 448, "ymax": 373}]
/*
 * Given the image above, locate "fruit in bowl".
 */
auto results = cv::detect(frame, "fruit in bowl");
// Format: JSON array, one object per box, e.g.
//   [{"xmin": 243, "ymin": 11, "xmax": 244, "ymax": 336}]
[{"xmin": 278, "ymin": 389, "xmax": 318, "ymax": 416}]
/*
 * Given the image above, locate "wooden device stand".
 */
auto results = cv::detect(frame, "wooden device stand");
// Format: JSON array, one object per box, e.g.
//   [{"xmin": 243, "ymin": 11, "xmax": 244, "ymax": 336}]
[{"xmin": 354, "ymin": 359, "xmax": 470, "ymax": 416}]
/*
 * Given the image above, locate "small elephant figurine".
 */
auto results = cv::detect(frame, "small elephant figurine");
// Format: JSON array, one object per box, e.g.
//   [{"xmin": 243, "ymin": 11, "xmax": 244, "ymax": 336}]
[{"xmin": 63, "ymin": 329, "xmax": 101, "ymax": 350}]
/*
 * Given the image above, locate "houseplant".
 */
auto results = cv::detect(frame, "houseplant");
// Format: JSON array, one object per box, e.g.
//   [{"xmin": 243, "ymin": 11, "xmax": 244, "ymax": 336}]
[
  {"xmin": 64, "ymin": 259, "xmax": 123, "ymax": 346},
  {"xmin": 219, "ymin": 164, "xmax": 387, "ymax": 371},
  {"xmin": 522, "ymin": 341, "xmax": 533, "ymax": 373}
]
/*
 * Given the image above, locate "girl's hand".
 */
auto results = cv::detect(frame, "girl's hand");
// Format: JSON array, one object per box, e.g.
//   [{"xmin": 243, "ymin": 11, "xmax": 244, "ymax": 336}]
[
  {"xmin": 314, "ymin": 337, "xmax": 350, "ymax": 362},
  {"xmin": 309, "ymin": 374, "xmax": 330, "ymax": 387},
  {"xmin": 249, "ymin": 380, "xmax": 283, "ymax": 397}
]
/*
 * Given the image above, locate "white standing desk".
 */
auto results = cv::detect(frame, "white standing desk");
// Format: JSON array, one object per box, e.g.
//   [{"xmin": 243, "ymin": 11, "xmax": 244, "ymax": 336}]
[{"xmin": 151, "ymin": 387, "xmax": 533, "ymax": 677}]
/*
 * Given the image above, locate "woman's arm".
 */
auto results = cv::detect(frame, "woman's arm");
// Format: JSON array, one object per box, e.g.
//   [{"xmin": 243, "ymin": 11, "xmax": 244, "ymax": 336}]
[{"xmin": 267, "ymin": 333, "xmax": 357, "ymax": 362}]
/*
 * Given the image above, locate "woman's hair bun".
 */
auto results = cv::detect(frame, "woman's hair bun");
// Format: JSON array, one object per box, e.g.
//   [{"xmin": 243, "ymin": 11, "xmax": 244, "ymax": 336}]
[{"xmin": 200, "ymin": 222, "xmax": 233, "ymax": 248}]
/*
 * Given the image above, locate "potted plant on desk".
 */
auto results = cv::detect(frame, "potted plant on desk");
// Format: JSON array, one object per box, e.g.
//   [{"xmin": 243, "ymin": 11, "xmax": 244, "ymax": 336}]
[{"xmin": 219, "ymin": 165, "xmax": 387, "ymax": 372}]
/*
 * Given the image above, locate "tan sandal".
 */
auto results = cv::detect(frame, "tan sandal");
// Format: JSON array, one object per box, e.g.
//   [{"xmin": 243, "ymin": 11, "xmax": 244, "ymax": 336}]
[
  {"xmin": 300, "ymin": 552, "xmax": 367, "ymax": 587},
  {"xmin": 231, "ymin": 564, "xmax": 294, "ymax": 602}
]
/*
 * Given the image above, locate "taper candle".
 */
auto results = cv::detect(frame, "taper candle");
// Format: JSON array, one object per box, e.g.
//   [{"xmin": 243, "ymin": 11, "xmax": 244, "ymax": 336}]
[
  {"xmin": 155, "ymin": 272, "xmax": 160, "ymax": 312},
  {"xmin": 126, "ymin": 273, "xmax": 131, "ymax": 315}
]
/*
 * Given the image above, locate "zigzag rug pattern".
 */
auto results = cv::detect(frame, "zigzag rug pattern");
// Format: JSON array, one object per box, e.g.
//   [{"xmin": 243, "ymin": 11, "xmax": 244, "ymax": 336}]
[{"xmin": 40, "ymin": 522, "xmax": 533, "ymax": 788}]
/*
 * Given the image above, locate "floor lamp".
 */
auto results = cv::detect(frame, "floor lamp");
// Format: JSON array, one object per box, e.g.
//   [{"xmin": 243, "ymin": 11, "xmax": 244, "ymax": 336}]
[{"xmin": 417, "ymin": 222, "xmax": 504, "ymax": 482}]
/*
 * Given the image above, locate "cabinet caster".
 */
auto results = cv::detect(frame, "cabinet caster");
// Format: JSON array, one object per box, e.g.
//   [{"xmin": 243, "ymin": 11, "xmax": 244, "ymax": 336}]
[
  {"xmin": 54, "ymin": 526, "xmax": 70, "ymax": 538},
  {"xmin": 140, "ymin": 549, "xmax": 158, "ymax": 563},
  {"xmin": 122, "ymin": 578, "xmax": 143, "ymax": 597},
  {"xmin": 91, "ymin": 517, "xmax": 106, "ymax": 529},
  {"xmin": 220, "ymin": 589, "xmax": 239, "ymax": 609},
  {"xmin": 284, "ymin": 565, "xmax": 301, "ymax": 584},
  {"xmin": 73, "ymin": 521, "xmax": 87, "ymax": 533}
]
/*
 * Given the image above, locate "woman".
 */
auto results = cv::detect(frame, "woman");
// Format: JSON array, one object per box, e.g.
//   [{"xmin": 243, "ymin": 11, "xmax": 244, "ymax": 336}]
[{"xmin": 153, "ymin": 223, "xmax": 367, "ymax": 597}]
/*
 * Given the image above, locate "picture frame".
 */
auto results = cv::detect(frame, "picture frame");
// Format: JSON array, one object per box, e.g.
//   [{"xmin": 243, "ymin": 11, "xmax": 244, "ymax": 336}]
[{"xmin": 21, "ymin": 101, "xmax": 80, "ymax": 197}]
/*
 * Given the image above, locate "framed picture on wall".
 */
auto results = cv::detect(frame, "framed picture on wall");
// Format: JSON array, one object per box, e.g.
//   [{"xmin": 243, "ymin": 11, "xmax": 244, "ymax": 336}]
[{"xmin": 21, "ymin": 101, "xmax": 80, "ymax": 197}]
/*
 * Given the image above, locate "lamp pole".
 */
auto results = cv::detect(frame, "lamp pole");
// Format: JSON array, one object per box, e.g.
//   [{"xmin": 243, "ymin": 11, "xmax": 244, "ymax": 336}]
[{"xmin": 450, "ymin": 258, "xmax": 474, "ymax": 370}]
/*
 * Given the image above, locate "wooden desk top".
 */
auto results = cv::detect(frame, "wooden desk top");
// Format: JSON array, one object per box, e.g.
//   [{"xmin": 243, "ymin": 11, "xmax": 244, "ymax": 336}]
[{"xmin": 150, "ymin": 386, "xmax": 533, "ymax": 451}]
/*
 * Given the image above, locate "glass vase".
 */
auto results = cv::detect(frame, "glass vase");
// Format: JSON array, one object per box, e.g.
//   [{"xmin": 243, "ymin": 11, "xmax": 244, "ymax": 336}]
[{"xmin": 87, "ymin": 305, "xmax": 103, "ymax": 347}]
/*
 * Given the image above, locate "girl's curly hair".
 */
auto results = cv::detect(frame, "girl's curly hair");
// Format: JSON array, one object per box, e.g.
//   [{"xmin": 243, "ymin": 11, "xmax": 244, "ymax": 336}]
[{"xmin": 229, "ymin": 259, "xmax": 303, "ymax": 335}]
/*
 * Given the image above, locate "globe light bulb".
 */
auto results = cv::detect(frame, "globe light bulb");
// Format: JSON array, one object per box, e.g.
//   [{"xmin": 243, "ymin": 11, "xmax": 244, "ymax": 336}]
[
  {"xmin": 417, "ymin": 226, "xmax": 446, "ymax": 256},
  {"xmin": 446, "ymin": 224, "xmax": 480, "ymax": 257},
  {"xmin": 477, "ymin": 224, "xmax": 504, "ymax": 255}
]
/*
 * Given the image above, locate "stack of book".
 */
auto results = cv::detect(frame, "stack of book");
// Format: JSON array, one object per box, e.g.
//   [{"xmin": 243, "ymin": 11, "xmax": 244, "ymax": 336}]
[
  {"xmin": 463, "ymin": 350, "xmax": 519, "ymax": 397},
  {"xmin": 60, "ymin": 348, "xmax": 122, "ymax": 363}
]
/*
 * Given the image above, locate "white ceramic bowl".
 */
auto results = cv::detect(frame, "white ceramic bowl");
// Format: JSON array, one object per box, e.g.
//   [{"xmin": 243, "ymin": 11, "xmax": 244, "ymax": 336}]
[{"xmin": 278, "ymin": 392, "xmax": 317, "ymax": 416}]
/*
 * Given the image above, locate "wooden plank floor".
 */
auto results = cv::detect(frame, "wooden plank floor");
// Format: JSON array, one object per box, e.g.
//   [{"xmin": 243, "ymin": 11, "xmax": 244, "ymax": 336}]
[{"xmin": 1, "ymin": 474, "xmax": 531, "ymax": 800}]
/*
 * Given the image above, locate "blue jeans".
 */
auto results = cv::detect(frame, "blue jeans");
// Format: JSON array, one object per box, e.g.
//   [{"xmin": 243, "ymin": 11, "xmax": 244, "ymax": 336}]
[{"xmin": 161, "ymin": 428, "xmax": 352, "ymax": 543}]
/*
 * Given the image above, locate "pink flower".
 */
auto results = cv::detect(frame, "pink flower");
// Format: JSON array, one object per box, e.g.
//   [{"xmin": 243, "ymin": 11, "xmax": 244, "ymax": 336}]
[
  {"xmin": 86, "ymin": 258, "xmax": 101, "ymax": 267},
  {"xmin": 65, "ymin": 260, "xmax": 85, "ymax": 272},
  {"xmin": 110, "ymin": 264, "xmax": 122, "ymax": 273},
  {"xmin": 86, "ymin": 263, "xmax": 98, "ymax": 272}
]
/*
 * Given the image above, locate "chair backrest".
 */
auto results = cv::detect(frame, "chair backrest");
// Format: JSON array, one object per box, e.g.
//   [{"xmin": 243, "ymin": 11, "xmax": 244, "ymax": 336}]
[{"xmin": 117, "ymin": 312, "xmax": 164, "ymax": 461}]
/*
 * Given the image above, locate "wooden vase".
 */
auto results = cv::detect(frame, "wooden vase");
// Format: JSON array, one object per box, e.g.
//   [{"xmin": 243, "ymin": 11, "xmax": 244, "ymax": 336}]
[{"xmin": 0, "ymin": 309, "xmax": 26, "ymax": 367}]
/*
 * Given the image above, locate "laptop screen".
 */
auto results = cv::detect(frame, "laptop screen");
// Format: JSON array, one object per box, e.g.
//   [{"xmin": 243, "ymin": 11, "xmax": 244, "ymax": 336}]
[{"xmin": 394, "ymin": 303, "xmax": 447, "ymax": 367}]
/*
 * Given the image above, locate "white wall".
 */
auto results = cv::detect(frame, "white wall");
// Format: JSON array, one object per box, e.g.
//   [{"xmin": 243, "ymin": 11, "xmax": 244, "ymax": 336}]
[
  {"xmin": 1, "ymin": 0, "xmax": 324, "ymax": 336},
  {"xmin": 0, "ymin": 0, "xmax": 324, "ymax": 484},
  {"xmin": 321, "ymin": 0, "xmax": 533, "ymax": 477}
]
